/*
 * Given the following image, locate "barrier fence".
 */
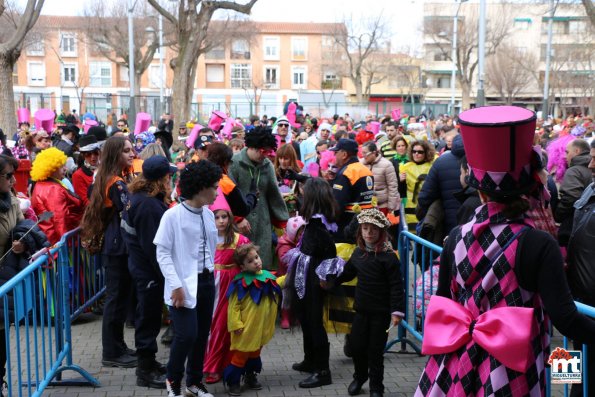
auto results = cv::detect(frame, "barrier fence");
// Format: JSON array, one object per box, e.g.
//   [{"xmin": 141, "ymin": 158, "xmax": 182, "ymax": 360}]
[
  {"xmin": 0, "ymin": 228, "xmax": 103, "ymax": 396},
  {"xmin": 389, "ymin": 227, "xmax": 593, "ymax": 397}
]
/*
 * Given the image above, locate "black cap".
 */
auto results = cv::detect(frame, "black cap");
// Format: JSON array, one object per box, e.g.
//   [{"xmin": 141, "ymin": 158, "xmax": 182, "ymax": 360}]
[
  {"xmin": 329, "ymin": 138, "xmax": 358, "ymax": 154},
  {"xmin": 142, "ymin": 155, "xmax": 177, "ymax": 181},
  {"xmin": 194, "ymin": 134, "xmax": 213, "ymax": 150},
  {"xmin": 87, "ymin": 126, "xmax": 107, "ymax": 142},
  {"xmin": 78, "ymin": 135, "xmax": 99, "ymax": 152},
  {"xmin": 154, "ymin": 129, "xmax": 173, "ymax": 149}
]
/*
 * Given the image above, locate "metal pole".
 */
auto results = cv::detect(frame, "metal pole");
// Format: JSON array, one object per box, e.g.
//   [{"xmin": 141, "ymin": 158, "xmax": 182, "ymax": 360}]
[
  {"xmin": 159, "ymin": 13, "xmax": 164, "ymax": 115},
  {"xmin": 476, "ymin": 0, "xmax": 486, "ymax": 106},
  {"xmin": 543, "ymin": 0, "xmax": 555, "ymax": 117},
  {"xmin": 450, "ymin": 1, "xmax": 461, "ymax": 115},
  {"xmin": 128, "ymin": 0, "xmax": 137, "ymax": 131}
]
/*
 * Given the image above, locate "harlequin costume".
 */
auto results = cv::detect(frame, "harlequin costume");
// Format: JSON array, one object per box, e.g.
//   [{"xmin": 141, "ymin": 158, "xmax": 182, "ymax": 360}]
[
  {"xmin": 203, "ymin": 193, "xmax": 250, "ymax": 382},
  {"xmin": 223, "ymin": 270, "xmax": 281, "ymax": 389},
  {"xmin": 415, "ymin": 106, "xmax": 595, "ymax": 396}
]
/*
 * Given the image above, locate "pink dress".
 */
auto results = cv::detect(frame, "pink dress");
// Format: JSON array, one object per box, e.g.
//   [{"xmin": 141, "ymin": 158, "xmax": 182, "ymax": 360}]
[{"xmin": 203, "ymin": 233, "xmax": 249, "ymax": 376}]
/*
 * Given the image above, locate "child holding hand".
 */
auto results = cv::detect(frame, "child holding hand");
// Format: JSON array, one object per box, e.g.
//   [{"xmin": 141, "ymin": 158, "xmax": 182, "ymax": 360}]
[
  {"xmin": 330, "ymin": 208, "xmax": 405, "ymax": 397},
  {"xmin": 223, "ymin": 243, "xmax": 282, "ymax": 396}
]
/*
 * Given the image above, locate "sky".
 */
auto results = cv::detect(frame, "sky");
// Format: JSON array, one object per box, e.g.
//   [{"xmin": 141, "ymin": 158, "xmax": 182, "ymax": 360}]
[{"xmin": 19, "ymin": 0, "xmax": 425, "ymax": 54}]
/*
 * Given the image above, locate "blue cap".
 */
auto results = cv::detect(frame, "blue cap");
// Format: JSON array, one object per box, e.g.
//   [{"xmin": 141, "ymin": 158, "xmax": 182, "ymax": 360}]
[
  {"xmin": 142, "ymin": 155, "xmax": 177, "ymax": 181},
  {"xmin": 329, "ymin": 138, "xmax": 358, "ymax": 154}
]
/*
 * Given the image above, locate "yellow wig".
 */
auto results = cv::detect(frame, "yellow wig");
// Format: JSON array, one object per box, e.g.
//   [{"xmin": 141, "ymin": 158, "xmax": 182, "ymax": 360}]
[{"xmin": 30, "ymin": 147, "xmax": 67, "ymax": 182}]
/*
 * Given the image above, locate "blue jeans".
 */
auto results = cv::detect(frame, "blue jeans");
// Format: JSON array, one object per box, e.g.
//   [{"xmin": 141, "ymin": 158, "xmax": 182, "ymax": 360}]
[{"xmin": 167, "ymin": 271, "xmax": 215, "ymax": 386}]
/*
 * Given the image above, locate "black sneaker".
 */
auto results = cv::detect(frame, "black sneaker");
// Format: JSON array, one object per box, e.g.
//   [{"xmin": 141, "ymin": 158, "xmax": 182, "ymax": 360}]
[
  {"xmin": 166, "ymin": 378, "xmax": 182, "ymax": 397},
  {"xmin": 102, "ymin": 353, "xmax": 137, "ymax": 368},
  {"xmin": 244, "ymin": 372, "xmax": 262, "ymax": 390},
  {"xmin": 136, "ymin": 367, "xmax": 167, "ymax": 389},
  {"xmin": 185, "ymin": 382, "xmax": 214, "ymax": 397},
  {"xmin": 292, "ymin": 360, "xmax": 315, "ymax": 373},
  {"xmin": 226, "ymin": 382, "xmax": 241, "ymax": 396}
]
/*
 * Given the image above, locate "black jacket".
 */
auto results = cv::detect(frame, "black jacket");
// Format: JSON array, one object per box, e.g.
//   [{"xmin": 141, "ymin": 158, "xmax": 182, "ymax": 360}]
[
  {"xmin": 567, "ymin": 183, "xmax": 595, "ymax": 305},
  {"xmin": 454, "ymin": 186, "xmax": 482, "ymax": 225},
  {"xmin": 417, "ymin": 135, "xmax": 465, "ymax": 236},
  {"xmin": 122, "ymin": 191, "xmax": 168, "ymax": 275},
  {"xmin": 336, "ymin": 247, "xmax": 405, "ymax": 315}
]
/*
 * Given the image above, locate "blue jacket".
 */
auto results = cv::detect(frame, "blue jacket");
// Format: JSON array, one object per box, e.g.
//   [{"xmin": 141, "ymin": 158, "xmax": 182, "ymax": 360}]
[{"xmin": 417, "ymin": 135, "xmax": 465, "ymax": 235}]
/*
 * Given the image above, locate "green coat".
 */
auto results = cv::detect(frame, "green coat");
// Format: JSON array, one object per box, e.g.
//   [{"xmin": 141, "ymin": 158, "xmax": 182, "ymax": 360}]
[{"xmin": 228, "ymin": 148, "xmax": 289, "ymax": 269}]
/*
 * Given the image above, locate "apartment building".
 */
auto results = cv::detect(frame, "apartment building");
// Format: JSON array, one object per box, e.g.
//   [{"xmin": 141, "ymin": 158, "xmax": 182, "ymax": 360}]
[
  {"xmin": 12, "ymin": 16, "xmax": 348, "ymax": 121},
  {"xmin": 422, "ymin": 1, "xmax": 593, "ymax": 115}
]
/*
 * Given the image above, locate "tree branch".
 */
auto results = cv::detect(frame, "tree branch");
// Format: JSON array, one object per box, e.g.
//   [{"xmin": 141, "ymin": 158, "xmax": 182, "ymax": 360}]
[
  {"xmin": 147, "ymin": 0, "xmax": 178, "ymax": 28},
  {"xmin": 3, "ymin": 0, "xmax": 44, "ymax": 51}
]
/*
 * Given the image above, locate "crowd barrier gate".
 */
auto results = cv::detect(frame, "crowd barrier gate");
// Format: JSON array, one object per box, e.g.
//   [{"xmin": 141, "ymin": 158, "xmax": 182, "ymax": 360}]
[
  {"xmin": 387, "ymin": 227, "xmax": 593, "ymax": 397},
  {"xmin": 0, "ymin": 227, "xmax": 103, "ymax": 396}
]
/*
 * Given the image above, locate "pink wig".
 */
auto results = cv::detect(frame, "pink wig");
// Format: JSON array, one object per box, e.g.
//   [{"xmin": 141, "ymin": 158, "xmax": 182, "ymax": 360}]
[{"xmin": 546, "ymin": 134, "xmax": 575, "ymax": 184}]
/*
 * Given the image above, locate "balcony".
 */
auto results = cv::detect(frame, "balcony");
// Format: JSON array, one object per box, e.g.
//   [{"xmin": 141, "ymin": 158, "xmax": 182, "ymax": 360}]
[{"xmin": 322, "ymin": 79, "xmax": 342, "ymax": 90}]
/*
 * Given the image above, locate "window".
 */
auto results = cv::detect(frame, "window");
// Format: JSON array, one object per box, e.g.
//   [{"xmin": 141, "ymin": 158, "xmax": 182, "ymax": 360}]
[
  {"xmin": 513, "ymin": 19, "xmax": 531, "ymax": 30},
  {"xmin": 291, "ymin": 37, "xmax": 308, "ymax": 60},
  {"xmin": 89, "ymin": 62, "xmax": 112, "ymax": 87},
  {"xmin": 514, "ymin": 46, "xmax": 527, "ymax": 55},
  {"xmin": 120, "ymin": 65, "xmax": 129, "ymax": 82},
  {"xmin": 436, "ymin": 75, "xmax": 451, "ymax": 88},
  {"xmin": 433, "ymin": 51, "xmax": 448, "ymax": 61},
  {"xmin": 206, "ymin": 45, "xmax": 225, "ymax": 60},
  {"xmin": 231, "ymin": 39, "xmax": 250, "ymax": 60},
  {"xmin": 27, "ymin": 34, "xmax": 44, "ymax": 56},
  {"xmin": 322, "ymin": 71, "xmax": 341, "ymax": 89},
  {"xmin": 291, "ymin": 66, "xmax": 307, "ymax": 89},
  {"xmin": 149, "ymin": 64, "xmax": 164, "ymax": 88},
  {"xmin": 206, "ymin": 64, "xmax": 225, "ymax": 83},
  {"xmin": 60, "ymin": 32, "xmax": 77, "ymax": 56},
  {"xmin": 62, "ymin": 64, "xmax": 77, "ymax": 84},
  {"xmin": 321, "ymin": 35, "xmax": 335, "ymax": 48},
  {"xmin": 569, "ymin": 19, "xmax": 586, "ymax": 34},
  {"xmin": 230, "ymin": 64, "xmax": 251, "ymax": 88},
  {"xmin": 263, "ymin": 37, "xmax": 280, "ymax": 60},
  {"xmin": 27, "ymin": 61, "xmax": 45, "ymax": 86},
  {"xmin": 552, "ymin": 21, "xmax": 569, "ymax": 35},
  {"xmin": 264, "ymin": 66, "xmax": 279, "ymax": 88}
]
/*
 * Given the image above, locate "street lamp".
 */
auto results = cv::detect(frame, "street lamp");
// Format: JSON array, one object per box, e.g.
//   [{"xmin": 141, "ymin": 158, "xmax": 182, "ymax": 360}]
[
  {"xmin": 449, "ymin": 0, "xmax": 468, "ymax": 115},
  {"xmin": 476, "ymin": 0, "xmax": 487, "ymax": 106},
  {"xmin": 128, "ymin": 0, "xmax": 138, "ymax": 131}
]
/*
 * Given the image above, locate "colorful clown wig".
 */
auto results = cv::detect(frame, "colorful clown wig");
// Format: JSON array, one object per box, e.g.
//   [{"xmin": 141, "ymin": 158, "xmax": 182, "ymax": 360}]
[{"xmin": 30, "ymin": 147, "xmax": 67, "ymax": 181}]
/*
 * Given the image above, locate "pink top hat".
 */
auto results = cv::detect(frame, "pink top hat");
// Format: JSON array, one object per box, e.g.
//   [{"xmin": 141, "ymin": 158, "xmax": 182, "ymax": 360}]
[
  {"xmin": 134, "ymin": 113, "xmax": 152, "ymax": 136},
  {"xmin": 83, "ymin": 119, "xmax": 98, "ymax": 134},
  {"xmin": 286, "ymin": 102, "xmax": 301, "ymax": 128},
  {"xmin": 391, "ymin": 109, "xmax": 401, "ymax": 121},
  {"xmin": 186, "ymin": 124, "xmax": 205, "ymax": 149},
  {"xmin": 17, "ymin": 108, "xmax": 30, "ymax": 125},
  {"xmin": 209, "ymin": 187, "xmax": 231, "ymax": 213},
  {"xmin": 220, "ymin": 117, "xmax": 235, "ymax": 140},
  {"xmin": 34, "ymin": 109, "xmax": 54, "ymax": 133},
  {"xmin": 208, "ymin": 111, "xmax": 227, "ymax": 132},
  {"xmin": 459, "ymin": 106, "xmax": 538, "ymax": 195},
  {"xmin": 368, "ymin": 121, "xmax": 381, "ymax": 136}
]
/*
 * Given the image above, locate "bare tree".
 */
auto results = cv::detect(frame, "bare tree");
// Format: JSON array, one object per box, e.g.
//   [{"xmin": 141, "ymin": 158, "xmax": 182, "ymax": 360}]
[
  {"xmin": 486, "ymin": 44, "xmax": 537, "ymax": 104},
  {"xmin": 424, "ymin": 2, "xmax": 513, "ymax": 109},
  {"xmin": 387, "ymin": 54, "xmax": 426, "ymax": 112},
  {"xmin": 329, "ymin": 15, "xmax": 390, "ymax": 103},
  {"xmin": 83, "ymin": 1, "xmax": 166, "ymax": 123},
  {"xmin": 583, "ymin": 0, "xmax": 595, "ymax": 27},
  {"xmin": 148, "ymin": 0, "xmax": 257, "ymax": 140},
  {"xmin": 0, "ymin": 0, "xmax": 44, "ymax": 135}
]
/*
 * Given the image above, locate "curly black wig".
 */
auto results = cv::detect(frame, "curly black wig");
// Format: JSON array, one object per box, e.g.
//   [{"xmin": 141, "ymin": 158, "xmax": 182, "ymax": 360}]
[
  {"xmin": 179, "ymin": 160, "xmax": 222, "ymax": 199},
  {"xmin": 244, "ymin": 126, "xmax": 277, "ymax": 150}
]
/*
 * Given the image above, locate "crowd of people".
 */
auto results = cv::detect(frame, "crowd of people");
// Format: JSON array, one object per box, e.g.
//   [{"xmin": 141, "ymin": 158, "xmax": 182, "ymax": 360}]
[{"xmin": 0, "ymin": 102, "xmax": 593, "ymax": 397}]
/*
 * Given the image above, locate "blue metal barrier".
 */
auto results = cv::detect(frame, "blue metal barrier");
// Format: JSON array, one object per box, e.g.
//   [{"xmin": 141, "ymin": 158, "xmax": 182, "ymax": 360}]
[
  {"xmin": 388, "ymin": 227, "xmax": 594, "ymax": 397},
  {"xmin": 60, "ymin": 228, "xmax": 105, "ymax": 321},
  {"xmin": 0, "ymin": 233, "xmax": 100, "ymax": 396}
]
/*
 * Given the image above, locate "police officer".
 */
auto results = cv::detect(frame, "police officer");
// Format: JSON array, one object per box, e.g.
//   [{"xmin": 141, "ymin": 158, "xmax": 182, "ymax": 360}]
[{"xmin": 329, "ymin": 138, "xmax": 375, "ymax": 242}]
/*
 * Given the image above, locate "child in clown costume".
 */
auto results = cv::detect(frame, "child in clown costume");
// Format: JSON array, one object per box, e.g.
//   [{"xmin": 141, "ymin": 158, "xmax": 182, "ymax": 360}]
[
  {"xmin": 223, "ymin": 243, "xmax": 282, "ymax": 396},
  {"xmin": 203, "ymin": 193, "xmax": 250, "ymax": 384}
]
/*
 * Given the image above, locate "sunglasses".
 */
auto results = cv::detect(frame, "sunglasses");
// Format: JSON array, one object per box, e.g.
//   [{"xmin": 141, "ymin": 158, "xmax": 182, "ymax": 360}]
[
  {"xmin": 277, "ymin": 123, "xmax": 290, "ymax": 128},
  {"xmin": 1, "ymin": 172, "xmax": 14, "ymax": 180},
  {"xmin": 412, "ymin": 150, "xmax": 425, "ymax": 155}
]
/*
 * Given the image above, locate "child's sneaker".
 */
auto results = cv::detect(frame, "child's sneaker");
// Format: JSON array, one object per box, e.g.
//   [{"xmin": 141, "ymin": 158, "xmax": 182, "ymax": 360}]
[
  {"xmin": 244, "ymin": 372, "xmax": 262, "ymax": 390},
  {"xmin": 227, "ymin": 382, "xmax": 242, "ymax": 396},
  {"xmin": 185, "ymin": 382, "xmax": 214, "ymax": 397},
  {"xmin": 166, "ymin": 379, "xmax": 182, "ymax": 397},
  {"xmin": 0, "ymin": 381, "xmax": 8, "ymax": 397}
]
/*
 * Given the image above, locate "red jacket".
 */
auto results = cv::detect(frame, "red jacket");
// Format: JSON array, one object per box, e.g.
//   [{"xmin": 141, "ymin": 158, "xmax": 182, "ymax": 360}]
[
  {"xmin": 72, "ymin": 166, "xmax": 94, "ymax": 207},
  {"xmin": 275, "ymin": 234, "xmax": 296, "ymax": 275},
  {"xmin": 31, "ymin": 179, "xmax": 83, "ymax": 245}
]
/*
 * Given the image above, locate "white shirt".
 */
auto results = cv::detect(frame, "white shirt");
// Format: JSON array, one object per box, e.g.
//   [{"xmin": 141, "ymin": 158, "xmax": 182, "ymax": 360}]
[{"xmin": 154, "ymin": 202, "xmax": 217, "ymax": 308}]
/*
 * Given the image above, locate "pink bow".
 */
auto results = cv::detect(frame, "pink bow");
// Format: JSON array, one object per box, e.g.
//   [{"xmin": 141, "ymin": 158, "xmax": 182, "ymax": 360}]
[{"xmin": 422, "ymin": 295, "xmax": 535, "ymax": 373}]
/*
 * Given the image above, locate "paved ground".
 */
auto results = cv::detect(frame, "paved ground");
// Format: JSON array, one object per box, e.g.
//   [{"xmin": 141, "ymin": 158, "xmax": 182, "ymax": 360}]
[
  {"xmin": 41, "ymin": 313, "xmax": 427, "ymax": 397},
  {"xmin": 27, "ymin": 313, "xmax": 569, "ymax": 397}
]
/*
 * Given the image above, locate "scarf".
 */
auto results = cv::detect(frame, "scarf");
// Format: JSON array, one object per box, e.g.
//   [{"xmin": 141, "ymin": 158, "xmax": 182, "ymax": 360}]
[{"xmin": 393, "ymin": 153, "xmax": 409, "ymax": 165}]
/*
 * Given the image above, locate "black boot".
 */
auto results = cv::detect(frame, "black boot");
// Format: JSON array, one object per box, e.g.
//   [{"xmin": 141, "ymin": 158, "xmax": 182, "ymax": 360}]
[
  {"xmin": 348, "ymin": 378, "xmax": 366, "ymax": 395},
  {"xmin": 244, "ymin": 372, "xmax": 262, "ymax": 390},
  {"xmin": 136, "ymin": 355, "xmax": 167, "ymax": 389},
  {"xmin": 298, "ymin": 369, "xmax": 332, "ymax": 388}
]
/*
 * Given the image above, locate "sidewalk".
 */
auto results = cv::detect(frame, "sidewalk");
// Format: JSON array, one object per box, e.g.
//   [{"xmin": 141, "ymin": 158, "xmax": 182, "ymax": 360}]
[{"xmin": 38, "ymin": 313, "xmax": 568, "ymax": 397}]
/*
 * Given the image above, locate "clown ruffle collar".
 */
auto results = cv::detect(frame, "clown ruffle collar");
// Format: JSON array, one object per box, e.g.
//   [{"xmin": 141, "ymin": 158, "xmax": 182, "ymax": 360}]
[{"xmin": 226, "ymin": 270, "xmax": 281, "ymax": 305}]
